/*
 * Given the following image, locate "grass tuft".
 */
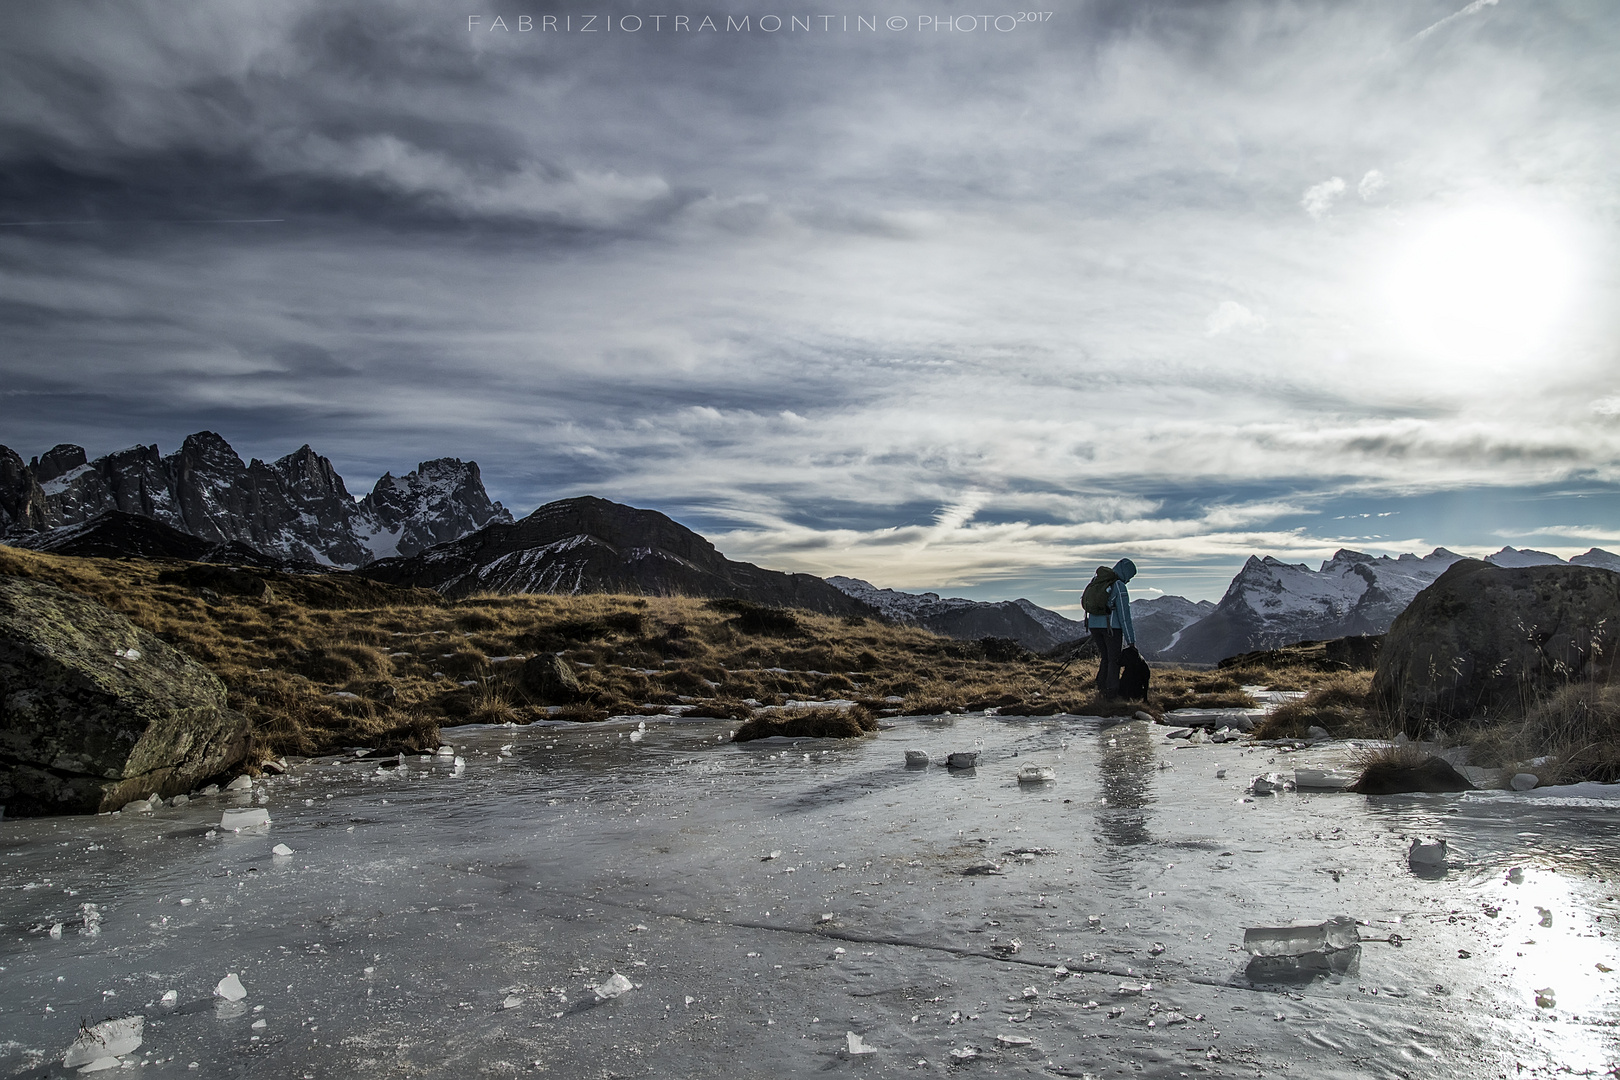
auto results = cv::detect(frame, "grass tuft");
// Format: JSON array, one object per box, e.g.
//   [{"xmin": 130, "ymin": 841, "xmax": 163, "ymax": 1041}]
[{"xmin": 733, "ymin": 706, "xmax": 876, "ymax": 741}]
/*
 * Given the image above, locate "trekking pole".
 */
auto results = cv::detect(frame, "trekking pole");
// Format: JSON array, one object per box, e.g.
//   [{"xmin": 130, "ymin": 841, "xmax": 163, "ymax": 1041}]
[{"xmin": 1039, "ymin": 651, "xmax": 1079, "ymax": 694}]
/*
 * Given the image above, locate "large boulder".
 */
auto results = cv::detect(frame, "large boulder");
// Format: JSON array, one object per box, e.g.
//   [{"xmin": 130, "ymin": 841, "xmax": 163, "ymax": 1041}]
[
  {"xmin": 518, "ymin": 654, "xmax": 584, "ymax": 704},
  {"xmin": 0, "ymin": 576, "xmax": 251, "ymax": 816},
  {"xmin": 1373, "ymin": 560, "xmax": 1620, "ymax": 725}
]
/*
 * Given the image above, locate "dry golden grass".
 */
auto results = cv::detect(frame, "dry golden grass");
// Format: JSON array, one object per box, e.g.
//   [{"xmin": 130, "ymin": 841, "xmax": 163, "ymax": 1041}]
[
  {"xmin": 0, "ymin": 544, "xmax": 1427, "ymax": 769},
  {"xmin": 1252, "ymin": 671, "xmax": 1381, "ymax": 739},
  {"xmin": 1459, "ymin": 681, "xmax": 1620, "ymax": 783},
  {"xmin": 734, "ymin": 705, "xmax": 877, "ymax": 741}
]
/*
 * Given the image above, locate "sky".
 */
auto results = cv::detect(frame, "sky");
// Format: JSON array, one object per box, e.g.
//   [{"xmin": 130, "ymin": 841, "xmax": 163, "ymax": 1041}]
[{"xmin": 2, "ymin": 0, "xmax": 1618, "ymax": 611}]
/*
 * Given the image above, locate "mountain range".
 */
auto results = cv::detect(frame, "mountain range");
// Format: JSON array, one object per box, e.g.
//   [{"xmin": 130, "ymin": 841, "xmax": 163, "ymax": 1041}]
[
  {"xmin": 0, "ymin": 432, "xmax": 510, "ymax": 566},
  {"xmin": 8, "ymin": 432, "xmax": 1620, "ymax": 663},
  {"xmin": 1152, "ymin": 544, "xmax": 1620, "ymax": 665},
  {"xmin": 825, "ymin": 577, "xmax": 1088, "ymax": 652}
]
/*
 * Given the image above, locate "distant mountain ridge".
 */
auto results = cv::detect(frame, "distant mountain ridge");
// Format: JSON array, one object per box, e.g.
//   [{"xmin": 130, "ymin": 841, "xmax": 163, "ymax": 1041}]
[
  {"xmin": 825, "ymin": 577, "xmax": 1088, "ymax": 653},
  {"xmin": 0, "ymin": 432, "xmax": 510, "ymax": 567},
  {"xmin": 1130, "ymin": 595, "xmax": 1217, "ymax": 658},
  {"xmin": 359, "ymin": 496, "xmax": 871, "ymax": 615},
  {"xmin": 1157, "ymin": 544, "xmax": 1620, "ymax": 665}
]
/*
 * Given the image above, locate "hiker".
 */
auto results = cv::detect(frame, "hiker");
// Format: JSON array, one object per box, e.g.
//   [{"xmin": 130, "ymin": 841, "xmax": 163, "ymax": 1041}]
[{"xmin": 1082, "ymin": 558, "xmax": 1137, "ymax": 700}]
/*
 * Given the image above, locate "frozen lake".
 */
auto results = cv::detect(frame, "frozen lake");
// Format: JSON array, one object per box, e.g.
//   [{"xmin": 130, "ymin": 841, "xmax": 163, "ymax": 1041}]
[{"xmin": 3, "ymin": 713, "xmax": 1617, "ymax": 1078}]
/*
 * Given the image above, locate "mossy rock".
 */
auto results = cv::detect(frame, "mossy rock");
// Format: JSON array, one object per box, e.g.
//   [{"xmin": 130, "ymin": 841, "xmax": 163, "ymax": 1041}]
[{"xmin": 0, "ymin": 575, "xmax": 251, "ymax": 815}]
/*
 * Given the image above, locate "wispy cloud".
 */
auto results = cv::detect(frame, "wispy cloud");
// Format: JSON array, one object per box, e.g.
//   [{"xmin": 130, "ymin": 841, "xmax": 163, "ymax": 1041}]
[{"xmin": 0, "ymin": 0, "xmax": 1615, "ymax": 603}]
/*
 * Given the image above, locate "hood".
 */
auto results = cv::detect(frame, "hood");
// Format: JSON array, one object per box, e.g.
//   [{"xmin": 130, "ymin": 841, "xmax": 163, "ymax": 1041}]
[{"xmin": 1113, "ymin": 557, "xmax": 1137, "ymax": 582}]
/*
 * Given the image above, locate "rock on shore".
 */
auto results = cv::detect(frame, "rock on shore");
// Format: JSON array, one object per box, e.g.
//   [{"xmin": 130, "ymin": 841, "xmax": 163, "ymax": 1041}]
[{"xmin": 0, "ymin": 575, "xmax": 251, "ymax": 815}]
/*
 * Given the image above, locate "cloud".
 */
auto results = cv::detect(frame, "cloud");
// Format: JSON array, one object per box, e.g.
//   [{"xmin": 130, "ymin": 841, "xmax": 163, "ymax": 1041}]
[
  {"xmin": 1205, "ymin": 301, "xmax": 1267, "ymax": 336},
  {"xmin": 1357, "ymin": 169, "xmax": 1387, "ymax": 200},
  {"xmin": 1301, "ymin": 177, "xmax": 1346, "ymax": 219},
  {"xmin": 1410, "ymin": 0, "xmax": 1503, "ymax": 45},
  {"xmin": 0, "ymin": 0, "xmax": 1617, "ymax": 606}
]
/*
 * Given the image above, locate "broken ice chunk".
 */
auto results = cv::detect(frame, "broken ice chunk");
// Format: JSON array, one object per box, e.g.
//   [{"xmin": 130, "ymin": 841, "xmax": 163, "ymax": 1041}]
[
  {"xmin": 271, "ymin": 844, "xmax": 294, "ymax": 857},
  {"xmin": 1248, "ymin": 773, "xmax": 1293, "ymax": 795},
  {"xmin": 948, "ymin": 1047, "xmax": 980, "ymax": 1063},
  {"xmin": 1244, "ymin": 916, "xmax": 1358, "ymax": 956},
  {"xmin": 1294, "ymin": 767, "xmax": 1358, "ymax": 791},
  {"xmin": 1243, "ymin": 916, "xmax": 1360, "ymax": 979},
  {"xmin": 214, "ymin": 973, "xmax": 247, "ymax": 1002},
  {"xmin": 220, "ymin": 808, "xmax": 269, "ymax": 831},
  {"xmin": 1017, "ymin": 765, "xmax": 1056, "ymax": 783},
  {"xmin": 63, "ymin": 1016, "xmax": 144, "ymax": 1068},
  {"xmin": 1407, "ymin": 839, "xmax": 1447, "ymax": 869},
  {"xmin": 946, "ymin": 752, "xmax": 979, "ymax": 769},
  {"xmin": 502, "ymin": 995, "xmax": 522, "ymax": 1009},
  {"xmin": 591, "ymin": 973, "xmax": 634, "ymax": 1000},
  {"xmin": 905, "ymin": 749, "xmax": 931, "ymax": 767},
  {"xmin": 845, "ymin": 1031, "xmax": 877, "ymax": 1056},
  {"xmin": 224, "ymin": 775, "xmax": 252, "ymax": 792},
  {"xmin": 995, "ymin": 1034, "xmax": 1033, "ymax": 1047},
  {"xmin": 161, "ymin": 990, "xmax": 177, "ymax": 1006}
]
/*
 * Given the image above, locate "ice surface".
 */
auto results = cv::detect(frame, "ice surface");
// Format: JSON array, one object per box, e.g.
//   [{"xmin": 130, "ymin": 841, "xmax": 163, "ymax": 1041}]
[{"xmin": 3, "ymin": 714, "xmax": 1618, "ymax": 1078}]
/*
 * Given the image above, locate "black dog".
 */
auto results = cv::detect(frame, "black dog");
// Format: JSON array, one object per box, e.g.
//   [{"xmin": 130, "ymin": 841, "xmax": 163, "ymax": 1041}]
[{"xmin": 1117, "ymin": 646, "xmax": 1151, "ymax": 701}]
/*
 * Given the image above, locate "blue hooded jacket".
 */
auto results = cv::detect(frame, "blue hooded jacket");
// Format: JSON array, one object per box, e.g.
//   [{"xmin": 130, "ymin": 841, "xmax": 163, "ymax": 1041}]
[{"xmin": 1084, "ymin": 558, "xmax": 1136, "ymax": 645}]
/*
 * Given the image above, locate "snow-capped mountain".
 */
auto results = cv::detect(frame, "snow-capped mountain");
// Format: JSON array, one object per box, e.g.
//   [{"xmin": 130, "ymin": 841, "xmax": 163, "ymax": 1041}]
[
  {"xmin": 0, "ymin": 432, "xmax": 510, "ymax": 567},
  {"xmin": 1163, "ymin": 548, "xmax": 1467, "ymax": 665},
  {"xmin": 353, "ymin": 458, "xmax": 510, "ymax": 560},
  {"xmin": 1482, "ymin": 545, "xmax": 1620, "ymax": 571},
  {"xmin": 1570, "ymin": 548, "xmax": 1620, "ymax": 571},
  {"xmin": 826, "ymin": 577, "xmax": 1088, "ymax": 652},
  {"xmin": 1484, "ymin": 546, "xmax": 1564, "ymax": 568},
  {"xmin": 1130, "ymin": 595, "xmax": 1217, "ymax": 659},
  {"xmin": 360, "ymin": 496, "xmax": 871, "ymax": 614}
]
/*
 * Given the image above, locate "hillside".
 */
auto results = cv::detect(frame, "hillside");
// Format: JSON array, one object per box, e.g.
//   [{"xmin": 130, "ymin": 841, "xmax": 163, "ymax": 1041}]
[
  {"xmin": 361, "ymin": 496, "xmax": 873, "ymax": 614},
  {"xmin": 0, "ymin": 545, "xmax": 1281, "ymax": 762}
]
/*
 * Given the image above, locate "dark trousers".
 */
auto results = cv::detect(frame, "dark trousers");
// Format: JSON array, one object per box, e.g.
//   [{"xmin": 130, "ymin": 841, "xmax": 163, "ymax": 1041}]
[{"xmin": 1091, "ymin": 627, "xmax": 1123, "ymax": 698}]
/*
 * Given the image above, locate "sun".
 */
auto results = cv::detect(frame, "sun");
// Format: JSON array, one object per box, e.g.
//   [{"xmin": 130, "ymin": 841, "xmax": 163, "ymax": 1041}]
[{"xmin": 1384, "ymin": 202, "xmax": 1581, "ymax": 365}]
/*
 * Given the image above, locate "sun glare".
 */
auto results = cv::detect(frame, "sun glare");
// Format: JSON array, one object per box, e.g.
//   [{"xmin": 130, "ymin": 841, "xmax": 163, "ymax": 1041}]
[{"xmin": 1385, "ymin": 203, "xmax": 1581, "ymax": 365}]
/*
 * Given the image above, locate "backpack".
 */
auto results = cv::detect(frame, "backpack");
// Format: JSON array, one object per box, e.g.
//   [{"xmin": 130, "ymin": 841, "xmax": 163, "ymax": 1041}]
[{"xmin": 1080, "ymin": 566, "xmax": 1118, "ymax": 616}]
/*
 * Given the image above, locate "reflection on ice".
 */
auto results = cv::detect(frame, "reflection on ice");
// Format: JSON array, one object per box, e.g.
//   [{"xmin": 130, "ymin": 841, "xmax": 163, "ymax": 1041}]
[{"xmin": 1, "ymin": 712, "xmax": 1617, "ymax": 1078}]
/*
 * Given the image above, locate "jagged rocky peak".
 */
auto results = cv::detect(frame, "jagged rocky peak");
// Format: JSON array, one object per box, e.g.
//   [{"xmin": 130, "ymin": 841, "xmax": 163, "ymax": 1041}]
[
  {"xmin": 266, "ymin": 444, "xmax": 353, "ymax": 501},
  {"xmin": 29, "ymin": 444, "xmax": 87, "ymax": 484},
  {"xmin": 1, "ymin": 431, "xmax": 511, "ymax": 570},
  {"xmin": 0, "ymin": 445, "xmax": 52, "ymax": 531},
  {"xmin": 354, "ymin": 457, "xmax": 512, "ymax": 560}
]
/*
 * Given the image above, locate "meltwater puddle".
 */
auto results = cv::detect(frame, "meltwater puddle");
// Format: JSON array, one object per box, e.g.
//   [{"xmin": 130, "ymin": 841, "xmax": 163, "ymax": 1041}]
[{"xmin": 1, "ymin": 714, "xmax": 1616, "ymax": 1078}]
